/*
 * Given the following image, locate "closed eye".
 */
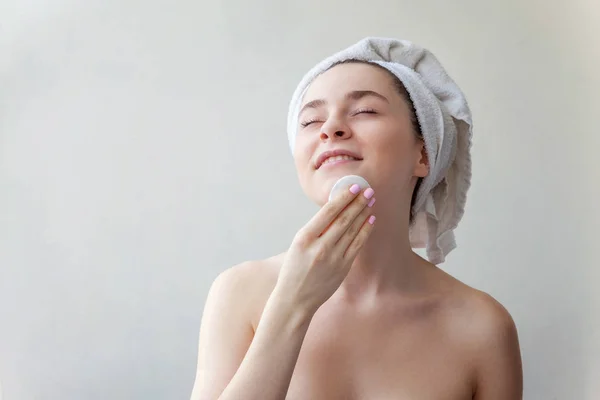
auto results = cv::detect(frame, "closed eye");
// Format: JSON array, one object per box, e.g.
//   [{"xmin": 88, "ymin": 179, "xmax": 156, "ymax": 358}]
[
  {"xmin": 300, "ymin": 118, "xmax": 321, "ymax": 127},
  {"xmin": 353, "ymin": 108, "xmax": 377, "ymax": 115},
  {"xmin": 300, "ymin": 108, "xmax": 376, "ymax": 127}
]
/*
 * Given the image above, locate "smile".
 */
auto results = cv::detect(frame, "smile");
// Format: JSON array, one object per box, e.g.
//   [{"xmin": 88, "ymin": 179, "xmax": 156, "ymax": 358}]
[{"xmin": 320, "ymin": 155, "xmax": 360, "ymax": 167}]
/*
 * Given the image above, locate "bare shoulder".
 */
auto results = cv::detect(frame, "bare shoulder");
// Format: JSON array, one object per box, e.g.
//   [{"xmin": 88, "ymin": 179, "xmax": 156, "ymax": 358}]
[
  {"xmin": 209, "ymin": 253, "xmax": 285, "ymax": 328},
  {"xmin": 436, "ymin": 271, "xmax": 518, "ymax": 346},
  {"xmin": 459, "ymin": 286, "xmax": 516, "ymax": 346},
  {"xmin": 465, "ymin": 289, "xmax": 518, "ymax": 343},
  {"xmin": 192, "ymin": 254, "xmax": 287, "ymax": 399},
  {"xmin": 433, "ymin": 269, "xmax": 522, "ymax": 397},
  {"xmin": 212, "ymin": 253, "xmax": 282, "ymax": 294}
]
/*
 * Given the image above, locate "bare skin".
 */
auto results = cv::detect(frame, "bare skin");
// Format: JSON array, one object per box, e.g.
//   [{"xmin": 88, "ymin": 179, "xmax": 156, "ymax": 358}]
[
  {"xmin": 190, "ymin": 63, "xmax": 523, "ymax": 399},
  {"xmin": 191, "ymin": 254, "xmax": 522, "ymax": 400}
]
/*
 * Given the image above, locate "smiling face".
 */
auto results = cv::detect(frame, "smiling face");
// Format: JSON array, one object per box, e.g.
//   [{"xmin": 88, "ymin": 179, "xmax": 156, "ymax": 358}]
[{"xmin": 293, "ymin": 62, "xmax": 429, "ymax": 211}]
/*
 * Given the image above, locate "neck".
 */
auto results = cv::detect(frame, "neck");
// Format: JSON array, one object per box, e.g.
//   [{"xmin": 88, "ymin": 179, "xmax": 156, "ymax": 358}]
[{"xmin": 338, "ymin": 200, "xmax": 430, "ymax": 300}]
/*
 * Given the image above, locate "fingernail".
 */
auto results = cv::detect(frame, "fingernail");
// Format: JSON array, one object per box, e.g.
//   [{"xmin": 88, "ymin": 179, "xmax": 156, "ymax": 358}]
[
  {"xmin": 363, "ymin": 188, "xmax": 374, "ymax": 199},
  {"xmin": 367, "ymin": 198, "xmax": 376, "ymax": 207},
  {"xmin": 368, "ymin": 215, "xmax": 376, "ymax": 225},
  {"xmin": 349, "ymin": 184, "xmax": 361, "ymax": 194}
]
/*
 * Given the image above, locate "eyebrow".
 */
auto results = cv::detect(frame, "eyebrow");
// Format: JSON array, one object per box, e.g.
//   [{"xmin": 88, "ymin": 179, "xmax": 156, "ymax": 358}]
[{"xmin": 299, "ymin": 90, "xmax": 389, "ymax": 116}]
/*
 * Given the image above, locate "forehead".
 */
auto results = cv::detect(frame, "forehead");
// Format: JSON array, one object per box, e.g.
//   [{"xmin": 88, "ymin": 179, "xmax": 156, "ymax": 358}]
[{"xmin": 302, "ymin": 62, "xmax": 396, "ymax": 101}]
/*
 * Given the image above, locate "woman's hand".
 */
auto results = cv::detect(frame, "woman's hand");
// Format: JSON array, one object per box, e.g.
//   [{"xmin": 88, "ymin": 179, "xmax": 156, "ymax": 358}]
[
  {"xmin": 193, "ymin": 184, "xmax": 376, "ymax": 400},
  {"xmin": 276, "ymin": 184, "xmax": 376, "ymax": 315}
]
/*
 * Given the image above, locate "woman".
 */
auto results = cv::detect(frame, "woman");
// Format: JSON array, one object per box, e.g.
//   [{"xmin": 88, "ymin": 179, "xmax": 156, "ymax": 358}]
[{"xmin": 190, "ymin": 37, "xmax": 523, "ymax": 400}]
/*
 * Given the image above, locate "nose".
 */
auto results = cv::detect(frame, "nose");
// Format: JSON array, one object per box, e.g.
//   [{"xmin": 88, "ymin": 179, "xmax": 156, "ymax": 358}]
[{"xmin": 319, "ymin": 117, "xmax": 352, "ymax": 143}]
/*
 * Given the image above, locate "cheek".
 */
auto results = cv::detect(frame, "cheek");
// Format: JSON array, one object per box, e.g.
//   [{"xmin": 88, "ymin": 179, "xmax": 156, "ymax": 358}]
[
  {"xmin": 293, "ymin": 138, "xmax": 315, "ymax": 179},
  {"xmin": 367, "ymin": 130, "xmax": 419, "ymax": 175},
  {"xmin": 293, "ymin": 135, "xmax": 308, "ymax": 161}
]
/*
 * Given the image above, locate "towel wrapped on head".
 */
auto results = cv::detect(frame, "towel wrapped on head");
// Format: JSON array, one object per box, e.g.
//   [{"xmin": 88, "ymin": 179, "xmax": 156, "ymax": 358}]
[{"xmin": 286, "ymin": 37, "xmax": 473, "ymax": 265}]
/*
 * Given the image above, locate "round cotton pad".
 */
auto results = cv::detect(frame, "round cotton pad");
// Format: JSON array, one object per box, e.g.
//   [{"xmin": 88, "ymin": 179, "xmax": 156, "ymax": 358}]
[{"xmin": 328, "ymin": 175, "xmax": 371, "ymax": 202}]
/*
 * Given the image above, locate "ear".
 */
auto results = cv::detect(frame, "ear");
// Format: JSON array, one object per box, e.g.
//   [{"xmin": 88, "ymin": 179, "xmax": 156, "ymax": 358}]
[{"xmin": 413, "ymin": 141, "xmax": 429, "ymax": 178}]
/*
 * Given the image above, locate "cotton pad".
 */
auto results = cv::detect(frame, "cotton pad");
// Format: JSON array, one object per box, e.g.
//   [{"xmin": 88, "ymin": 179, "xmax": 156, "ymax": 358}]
[{"xmin": 328, "ymin": 175, "xmax": 371, "ymax": 202}]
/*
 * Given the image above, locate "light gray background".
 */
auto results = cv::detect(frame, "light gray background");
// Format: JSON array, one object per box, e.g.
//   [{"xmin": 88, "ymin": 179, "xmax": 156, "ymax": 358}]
[{"xmin": 1, "ymin": 0, "xmax": 598, "ymax": 399}]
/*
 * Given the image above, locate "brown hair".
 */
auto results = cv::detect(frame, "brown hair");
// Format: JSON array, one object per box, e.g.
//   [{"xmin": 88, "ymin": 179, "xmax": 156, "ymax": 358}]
[{"xmin": 328, "ymin": 60, "xmax": 424, "ymax": 222}]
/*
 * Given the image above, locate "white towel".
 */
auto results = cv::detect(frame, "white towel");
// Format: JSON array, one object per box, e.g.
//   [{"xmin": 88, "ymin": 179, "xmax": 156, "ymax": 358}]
[{"xmin": 286, "ymin": 37, "xmax": 473, "ymax": 264}]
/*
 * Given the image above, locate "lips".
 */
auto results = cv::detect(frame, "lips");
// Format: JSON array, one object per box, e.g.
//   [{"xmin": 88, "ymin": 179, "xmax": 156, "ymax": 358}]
[
  {"xmin": 315, "ymin": 149, "xmax": 363, "ymax": 169},
  {"xmin": 321, "ymin": 154, "xmax": 359, "ymax": 166}
]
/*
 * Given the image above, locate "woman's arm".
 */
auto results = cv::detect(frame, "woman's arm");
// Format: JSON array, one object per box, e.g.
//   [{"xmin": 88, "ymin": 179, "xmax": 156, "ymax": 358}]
[
  {"xmin": 472, "ymin": 295, "xmax": 523, "ymax": 400},
  {"xmin": 189, "ymin": 263, "xmax": 313, "ymax": 400},
  {"xmin": 191, "ymin": 185, "xmax": 376, "ymax": 399}
]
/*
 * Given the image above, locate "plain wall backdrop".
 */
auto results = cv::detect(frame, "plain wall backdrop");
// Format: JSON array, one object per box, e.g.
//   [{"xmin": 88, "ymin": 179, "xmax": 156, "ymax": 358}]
[{"xmin": 1, "ymin": 0, "xmax": 598, "ymax": 399}]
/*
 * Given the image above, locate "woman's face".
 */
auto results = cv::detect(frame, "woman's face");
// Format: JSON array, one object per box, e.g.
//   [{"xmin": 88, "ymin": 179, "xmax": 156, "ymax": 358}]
[{"xmin": 293, "ymin": 62, "xmax": 428, "ymax": 207}]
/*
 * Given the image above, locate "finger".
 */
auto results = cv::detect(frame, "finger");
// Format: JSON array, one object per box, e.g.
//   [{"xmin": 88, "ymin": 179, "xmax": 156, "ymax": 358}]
[
  {"xmin": 335, "ymin": 198, "xmax": 375, "ymax": 249},
  {"xmin": 301, "ymin": 184, "xmax": 362, "ymax": 238},
  {"xmin": 343, "ymin": 214, "xmax": 376, "ymax": 260},
  {"xmin": 320, "ymin": 187, "xmax": 374, "ymax": 243}
]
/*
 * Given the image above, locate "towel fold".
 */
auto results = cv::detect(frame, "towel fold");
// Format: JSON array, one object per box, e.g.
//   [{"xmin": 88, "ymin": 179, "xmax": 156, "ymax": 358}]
[{"xmin": 286, "ymin": 37, "xmax": 473, "ymax": 264}]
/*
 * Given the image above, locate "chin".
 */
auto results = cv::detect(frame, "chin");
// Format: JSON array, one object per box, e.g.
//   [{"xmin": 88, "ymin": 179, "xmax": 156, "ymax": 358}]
[
  {"xmin": 300, "ymin": 182, "xmax": 330, "ymax": 206},
  {"xmin": 309, "ymin": 187, "xmax": 330, "ymax": 206},
  {"xmin": 301, "ymin": 166, "xmax": 371, "ymax": 205},
  {"xmin": 319, "ymin": 165, "xmax": 366, "ymax": 181},
  {"xmin": 313, "ymin": 176, "xmax": 357, "ymax": 206}
]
